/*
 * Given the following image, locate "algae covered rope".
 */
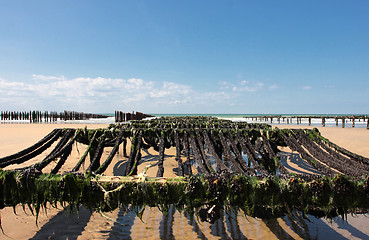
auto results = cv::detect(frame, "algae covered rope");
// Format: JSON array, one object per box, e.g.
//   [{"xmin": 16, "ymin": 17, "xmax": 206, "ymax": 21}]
[
  {"xmin": 280, "ymin": 131, "xmax": 336, "ymax": 175},
  {"xmin": 261, "ymin": 132, "xmax": 276, "ymax": 160},
  {"xmin": 2, "ymin": 171, "xmax": 369, "ymax": 221},
  {"xmin": 174, "ymin": 130, "xmax": 184, "ymax": 176},
  {"xmin": 156, "ymin": 130, "xmax": 166, "ymax": 177},
  {"xmin": 0, "ymin": 128, "xmax": 61, "ymax": 164},
  {"xmin": 50, "ymin": 138, "xmax": 74, "ymax": 174},
  {"xmin": 280, "ymin": 130, "xmax": 328, "ymax": 174},
  {"xmin": 124, "ymin": 130, "xmax": 140, "ymax": 176},
  {"xmin": 293, "ymin": 129, "xmax": 364, "ymax": 177},
  {"xmin": 210, "ymin": 130, "xmax": 224, "ymax": 165},
  {"xmin": 188, "ymin": 133, "xmax": 211, "ymax": 173},
  {"xmin": 0, "ymin": 129, "xmax": 62, "ymax": 168},
  {"xmin": 236, "ymin": 131, "xmax": 267, "ymax": 176},
  {"xmin": 293, "ymin": 129, "xmax": 348, "ymax": 174},
  {"xmin": 47, "ymin": 129, "xmax": 73, "ymax": 156},
  {"xmin": 127, "ymin": 130, "xmax": 143, "ymax": 176},
  {"xmin": 182, "ymin": 131, "xmax": 192, "ymax": 175},
  {"xmin": 240, "ymin": 131, "xmax": 267, "ymax": 173},
  {"xmin": 260, "ymin": 133, "xmax": 286, "ymax": 175},
  {"xmin": 309, "ymin": 129, "xmax": 369, "ymax": 173},
  {"xmin": 195, "ymin": 129, "xmax": 214, "ymax": 173},
  {"xmin": 218, "ymin": 130, "xmax": 246, "ymax": 175},
  {"xmin": 316, "ymin": 134, "xmax": 369, "ymax": 173},
  {"xmin": 33, "ymin": 129, "xmax": 76, "ymax": 171},
  {"xmin": 202, "ymin": 130, "xmax": 232, "ymax": 173},
  {"xmin": 226, "ymin": 131, "xmax": 254, "ymax": 175},
  {"xmin": 87, "ymin": 133, "xmax": 106, "ymax": 172},
  {"xmin": 122, "ymin": 138, "xmax": 128, "ymax": 157},
  {"xmin": 310, "ymin": 129, "xmax": 369, "ymax": 166},
  {"xmin": 72, "ymin": 130, "xmax": 99, "ymax": 172},
  {"xmin": 47, "ymin": 129, "xmax": 81, "ymax": 173},
  {"xmin": 96, "ymin": 130, "xmax": 125, "ymax": 174}
]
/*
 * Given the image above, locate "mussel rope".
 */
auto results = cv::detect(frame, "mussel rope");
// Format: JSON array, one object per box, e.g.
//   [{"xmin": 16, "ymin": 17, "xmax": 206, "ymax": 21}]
[
  {"xmin": 50, "ymin": 138, "xmax": 74, "ymax": 174},
  {"xmin": 96, "ymin": 130, "xmax": 125, "ymax": 174},
  {"xmin": 300, "ymin": 129, "xmax": 369, "ymax": 173},
  {"xmin": 236, "ymin": 131, "xmax": 267, "ymax": 175},
  {"xmin": 127, "ymin": 131, "xmax": 143, "ymax": 176},
  {"xmin": 0, "ymin": 128, "xmax": 61, "ymax": 163},
  {"xmin": 174, "ymin": 130, "xmax": 184, "ymax": 176},
  {"xmin": 124, "ymin": 131, "xmax": 139, "ymax": 176},
  {"xmin": 311, "ymin": 130, "xmax": 369, "ymax": 165},
  {"xmin": 188, "ymin": 134, "xmax": 210, "ymax": 173},
  {"xmin": 183, "ymin": 131, "xmax": 192, "ymax": 175},
  {"xmin": 293, "ymin": 130, "xmax": 363, "ymax": 177},
  {"xmin": 241, "ymin": 132, "xmax": 264, "ymax": 169},
  {"xmin": 313, "ymin": 133, "xmax": 369, "ymax": 172},
  {"xmin": 0, "ymin": 129, "xmax": 62, "ymax": 168},
  {"xmin": 86, "ymin": 133, "xmax": 106, "ymax": 172},
  {"xmin": 260, "ymin": 133, "xmax": 287, "ymax": 175},
  {"xmin": 156, "ymin": 131, "xmax": 166, "ymax": 177},
  {"xmin": 202, "ymin": 130, "xmax": 232, "ymax": 173},
  {"xmin": 72, "ymin": 130, "xmax": 99, "ymax": 172},
  {"xmin": 47, "ymin": 129, "xmax": 73, "ymax": 156},
  {"xmin": 218, "ymin": 130, "xmax": 246, "ymax": 175},
  {"xmin": 33, "ymin": 129, "xmax": 76, "ymax": 171},
  {"xmin": 195, "ymin": 129, "xmax": 215, "ymax": 173},
  {"xmin": 227, "ymin": 132, "xmax": 254, "ymax": 175},
  {"xmin": 280, "ymin": 131, "xmax": 335, "ymax": 175}
]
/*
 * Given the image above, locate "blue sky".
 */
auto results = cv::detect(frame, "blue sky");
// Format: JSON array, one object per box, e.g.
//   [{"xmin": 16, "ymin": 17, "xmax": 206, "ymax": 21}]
[{"xmin": 0, "ymin": 1, "xmax": 368, "ymax": 114}]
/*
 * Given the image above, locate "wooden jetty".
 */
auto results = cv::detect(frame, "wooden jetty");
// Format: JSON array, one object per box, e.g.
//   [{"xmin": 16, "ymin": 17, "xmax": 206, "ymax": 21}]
[
  {"xmin": 0, "ymin": 110, "xmax": 110, "ymax": 123},
  {"xmin": 114, "ymin": 111, "xmax": 154, "ymax": 122},
  {"xmin": 244, "ymin": 115, "xmax": 369, "ymax": 129}
]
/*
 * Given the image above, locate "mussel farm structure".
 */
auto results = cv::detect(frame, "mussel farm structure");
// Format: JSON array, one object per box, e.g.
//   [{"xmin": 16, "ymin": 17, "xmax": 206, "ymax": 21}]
[
  {"xmin": 0, "ymin": 110, "xmax": 110, "ymax": 123},
  {"xmin": 244, "ymin": 114, "xmax": 369, "ymax": 129},
  {"xmin": 1, "ymin": 117, "xmax": 369, "ymax": 226}
]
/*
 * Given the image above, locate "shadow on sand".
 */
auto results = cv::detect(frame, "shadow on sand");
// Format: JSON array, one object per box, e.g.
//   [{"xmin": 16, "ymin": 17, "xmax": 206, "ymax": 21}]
[
  {"xmin": 278, "ymin": 151, "xmax": 321, "ymax": 175},
  {"xmin": 30, "ymin": 206, "xmax": 92, "ymax": 240}
]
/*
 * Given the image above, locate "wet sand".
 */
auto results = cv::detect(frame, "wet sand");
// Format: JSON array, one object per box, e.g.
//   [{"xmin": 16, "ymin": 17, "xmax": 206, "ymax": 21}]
[{"xmin": 0, "ymin": 123, "xmax": 369, "ymax": 239}]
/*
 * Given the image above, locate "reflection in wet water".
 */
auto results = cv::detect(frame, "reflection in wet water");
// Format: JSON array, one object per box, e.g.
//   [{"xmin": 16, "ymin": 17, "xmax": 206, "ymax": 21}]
[
  {"xmin": 27, "ymin": 206, "xmax": 369, "ymax": 239},
  {"xmin": 104, "ymin": 207, "xmax": 369, "ymax": 239},
  {"xmin": 108, "ymin": 209, "xmax": 136, "ymax": 239},
  {"xmin": 159, "ymin": 205, "xmax": 175, "ymax": 240}
]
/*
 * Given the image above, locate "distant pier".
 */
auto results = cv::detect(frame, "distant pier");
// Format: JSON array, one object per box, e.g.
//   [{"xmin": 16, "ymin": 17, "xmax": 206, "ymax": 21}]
[
  {"xmin": 243, "ymin": 115, "xmax": 369, "ymax": 129},
  {"xmin": 0, "ymin": 110, "xmax": 110, "ymax": 123},
  {"xmin": 114, "ymin": 111, "xmax": 154, "ymax": 122}
]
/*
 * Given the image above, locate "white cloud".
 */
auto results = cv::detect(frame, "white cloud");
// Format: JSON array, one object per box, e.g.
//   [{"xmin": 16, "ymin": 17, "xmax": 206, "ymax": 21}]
[
  {"xmin": 32, "ymin": 74, "xmax": 65, "ymax": 81},
  {"xmin": 1, "ymin": 75, "xmax": 231, "ymax": 112},
  {"xmin": 218, "ymin": 81, "xmax": 231, "ymax": 90},
  {"xmin": 2, "ymin": 75, "xmax": 279, "ymax": 113},
  {"xmin": 240, "ymin": 80, "xmax": 248, "ymax": 85},
  {"xmin": 302, "ymin": 86, "xmax": 312, "ymax": 90},
  {"xmin": 222, "ymin": 80, "xmax": 265, "ymax": 92}
]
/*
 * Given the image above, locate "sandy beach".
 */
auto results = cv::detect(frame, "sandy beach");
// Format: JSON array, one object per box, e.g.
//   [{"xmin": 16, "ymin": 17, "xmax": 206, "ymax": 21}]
[{"xmin": 1, "ymin": 123, "xmax": 369, "ymax": 239}]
